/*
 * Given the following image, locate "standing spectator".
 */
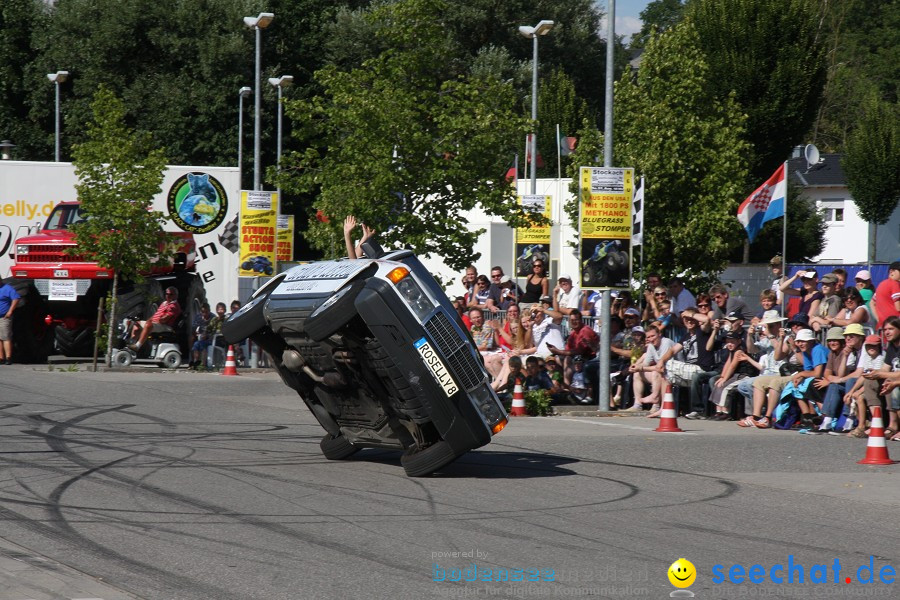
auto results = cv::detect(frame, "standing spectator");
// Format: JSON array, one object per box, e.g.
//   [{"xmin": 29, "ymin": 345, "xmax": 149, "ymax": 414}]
[
  {"xmin": 769, "ymin": 255, "xmax": 784, "ymax": 305},
  {"xmin": 872, "ymin": 261, "xmax": 900, "ymax": 329},
  {"xmin": 780, "ymin": 269, "xmax": 822, "ymax": 319},
  {"xmin": 854, "ymin": 270, "xmax": 875, "ymax": 305},
  {"xmin": 750, "ymin": 289, "xmax": 779, "ymax": 327},
  {"xmin": 519, "ymin": 259, "xmax": 549, "ymax": 307},
  {"xmin": 461, "ymin": 265, "xmax": 478, "ymax": 304},
  {"xmin": 227, "ymin": 300, "xmax": 246, "ymax": 364},
  {"xmin": 0, "ymin": 278, "xmax": 21, "ymax": 365},
  {"xmin": 497, "ymin": 276, "xmax": 522, "ymax": 310},
  {"xmin": 552, "ymin": 274, "xmax": 581, "ymax": 316},
  {"xmin": 342, "ymin": 215, "xmax": 375, "ymax": 259},
  {"xmin": 667, "ymin": 277, "xmax": 696, "ymax": 315},
  {"xmin": 483, "ymin": 267, "xmax": 509, "ymax": 313},
  {"xmin": 808, "ymin": 273, "xmax": 842, "ymax": 331},
  {"xmin": 708, "ymin": 284, "xmax": 754, "ymax": 321}
]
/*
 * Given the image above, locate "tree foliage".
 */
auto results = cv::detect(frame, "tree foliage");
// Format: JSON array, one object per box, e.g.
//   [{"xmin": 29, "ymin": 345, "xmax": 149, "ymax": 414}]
[
  {"xmin": 70, "ymin": 86, "xmax": 169, "ymax": 281},
  {"xmin": 688, "ymin": 0, "xmax": 827, "ymax": 181},
  {"xmin": 534, "ymin": 70, "xmax": 592, "ymax": 179},
  {"xmin": 571, "ymin": 20, "xmax": 750, "ymax": 283},
  {"xmin": 279, "ymin": 0, "xmax": 531, "ymax": 269},
  {"xmin": 843, "ymin": 93, "xmax": 900, "ymax": 226},
  {"xmin": 630, "ymin": 0, "xmax": 685, "ymax": 50}
]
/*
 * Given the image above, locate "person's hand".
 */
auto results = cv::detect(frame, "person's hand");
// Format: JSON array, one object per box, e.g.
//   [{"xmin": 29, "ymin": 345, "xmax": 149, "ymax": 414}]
[
  {"xmin": 843, "ymin": 393, "xmax": 852, "ymax": 405},
  {"xmin": 712, "ymin": 319, "xmax": 721, "ymax": 330},
  {"xmin": 863, "ymin": 370, "xmax": 878, "ymax": 380},
  {"xmin": 812, "ymin": 377, "xmax": 829, "ymax": 390},
  {"xmin": 882, "ymin": 380, "xmax": 899, "ymax": 394},
  {"xmin": 488, "ymin": 304, "xmax": 500, "ymax": 313},
  {"xmin": 791, "ymin": 373, "xmax": 804, "ymax": 387},
  {"xmin": 343, "ymin": 215, "xmax": 357, "ymax": 236},
  {"xmin": 734, "ymin": 350, "xmax": 748, "ymax": 362},
  {"xmin": 360, "ymin": 223, "xmax": 376, "ymax": 242},
  {"xmin": 714, "ymin": 378, "xmax": 724, "ymax": 388},
  {"xmin": 628, "ymin": 363, "xmax": 639, "ymax": 373},
  {"xmin": 553, "ymin": 284, "xmax": 561, "ymax": 295}
]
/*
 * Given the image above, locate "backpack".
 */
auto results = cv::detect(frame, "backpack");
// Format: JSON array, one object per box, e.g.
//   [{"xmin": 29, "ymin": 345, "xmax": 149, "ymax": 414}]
[{"xmin": 773, "ymin": 401, "xmax": 801, "ymax": 430}]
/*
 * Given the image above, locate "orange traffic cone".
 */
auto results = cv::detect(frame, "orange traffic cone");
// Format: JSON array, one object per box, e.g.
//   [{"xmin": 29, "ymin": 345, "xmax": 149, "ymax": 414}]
[
  {"xmin": 654, "ymin": 384, "xmax": 683, "ymax": 433},
  {"xmin": 857, "ymin": 405, "xmax": 895, "ymax": 465},
  {"xmin": 222, "ymin": 345, "xmax": 240, "ymax": 376},
  {"xmin": 509, "ymin": 381, "xmax": 528, "ymax": 417}
]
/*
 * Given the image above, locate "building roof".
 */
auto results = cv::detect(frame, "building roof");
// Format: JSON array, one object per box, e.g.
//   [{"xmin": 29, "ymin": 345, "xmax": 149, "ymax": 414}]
[{"xmin": 788, "ymin": 153, "xmax": 846, "ymax": 188}]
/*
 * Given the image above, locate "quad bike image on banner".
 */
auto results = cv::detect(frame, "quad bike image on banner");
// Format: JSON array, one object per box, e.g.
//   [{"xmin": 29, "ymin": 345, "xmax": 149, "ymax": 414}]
[
  {"xmin": 581, "ymin": 239, "xmax": 630, "ymax": 288},
  {"xmin": 515, "ymin": 244, "xmax": 549, "ymax": 277}
]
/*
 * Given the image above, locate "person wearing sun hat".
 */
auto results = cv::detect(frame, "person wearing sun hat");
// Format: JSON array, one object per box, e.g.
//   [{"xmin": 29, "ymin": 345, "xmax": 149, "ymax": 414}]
[
  {"xmin": 843, "ymin": 334, "xmax": 887, "ymax": 438},
  {"xmin": 780, "ymin": 268, "xmax": 822, "ymax": 320},
  {"xmin": 809, "ymin": 324, "xmax": 866, "ymax": 433}
]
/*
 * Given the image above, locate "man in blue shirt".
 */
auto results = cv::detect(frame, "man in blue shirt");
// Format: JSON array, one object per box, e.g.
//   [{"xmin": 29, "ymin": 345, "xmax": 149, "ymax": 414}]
[
  {"xmin": 790, "ymin": 328, "xmax": 828, "ymax": 429},
  {"xmin": 0, "ymin": 279, "xmax": 22, "ymax": 365}
]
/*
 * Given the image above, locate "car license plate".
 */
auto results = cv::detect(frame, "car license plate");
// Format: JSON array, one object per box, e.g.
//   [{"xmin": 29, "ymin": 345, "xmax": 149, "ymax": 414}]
[
  {"xmin": 414, "ymin": 337, "xmax": 459, "ymax": 397},
  {"xmin": 54, "ymin": 269, "xmax": 68, "ymax": 278}
]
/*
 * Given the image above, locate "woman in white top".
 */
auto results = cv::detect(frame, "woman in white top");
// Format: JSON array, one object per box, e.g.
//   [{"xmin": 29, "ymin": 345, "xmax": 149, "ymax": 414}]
[{"xmin": 826, "ymin": 288, "xmax": 871, "ymax": 329}]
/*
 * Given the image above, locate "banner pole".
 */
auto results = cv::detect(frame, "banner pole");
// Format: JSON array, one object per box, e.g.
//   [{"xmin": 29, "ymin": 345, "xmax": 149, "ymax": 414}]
[{"xmin": 781, "ymin": 160, "xmax": 788, "ymax": 317}]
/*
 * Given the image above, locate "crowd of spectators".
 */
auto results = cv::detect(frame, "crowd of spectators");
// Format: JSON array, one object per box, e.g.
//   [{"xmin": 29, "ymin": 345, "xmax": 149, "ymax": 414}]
[{"xmin": 454, "ymin": 258, "xmax": 900, "ymax": 440}]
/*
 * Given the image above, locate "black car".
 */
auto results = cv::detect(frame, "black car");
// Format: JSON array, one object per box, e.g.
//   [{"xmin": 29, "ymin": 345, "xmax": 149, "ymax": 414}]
[{"xmin": 223, "ymin": 243, "xmax": 507, "ymax": 476}]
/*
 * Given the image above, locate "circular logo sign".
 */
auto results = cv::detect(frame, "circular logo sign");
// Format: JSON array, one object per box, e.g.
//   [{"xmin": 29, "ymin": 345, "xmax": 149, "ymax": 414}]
[{"xmin": 167, "ymin": 172, "xmax": 228, "ymax": 234}]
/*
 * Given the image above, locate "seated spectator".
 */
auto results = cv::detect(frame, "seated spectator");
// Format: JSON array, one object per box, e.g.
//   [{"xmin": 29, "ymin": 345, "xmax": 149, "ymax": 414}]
[
  {"xmin": 733, "ymin": 310, "xmax": 787, "ymax": 422},
  {"xmin": 453, "ymin": 296, "xmax": 472, "ymax": 329},
  {"xmin": 708, "ymin": 284, "xmax": 754, "ymax": 321},
  {"xmin": 810, "ymin": 325, "xmax": 863, "ymax": 434},
  {"xmin": 552, "ymin": 274, "xmax": 581, "ymax": 316},
  {"xmin": 808, "ymin": 273, "xmax": 842, "ymax": 331},
  {"xmin": 626, "ymin": 325, "xmax": 675, "ymax": 413},
  {"xmin": 750, "ymin": 289, "xmax": 779, "ymax": 327},
  {"xmin": 566, "ymin": 356, "xmax": 592, "ymax": 404},
  {"xmin": 708, "ymin": 330, "xmax": 759, "ymax": 419},
  {"xmin": 493, "ymin": 355, "xmax": 525, "ymax": 395},
  {"xmin": 844, "ymin": 335, "xmax": 886, "ymax": 438},
  {"xmin": 523, "ymin": 356, "xmax": 553, "ymax": 392},
  {"xmin": 486, "ymin": 266, "xmax": 517, "ymax": 313},
  {"xmin": 520, "ymin": 299, "xmax": 565, "ymax": 358},
  {"xmin": 468, "ymin": 308, "xmax": 503, "ymax": 381},
  {"xmin": 780, "ymin": 269, "xmax": 822, "ymax": 319},
  {"xmin": 497, "ymin": 275, "xmax": 522, "ymax": 310},
  {"xmin": 492, "ymin": 304, "xmax": 531, "ymax": 386},
  {"xmin": 827, "ymin": 287, "xmax": 872, "ymax": 329},
  {"xmin": 871, "ymin": 316, "xmax": 900, "ymax": 438},
  {"xmin": 854, "ymin": 270, "xmax": 875, "ymax": 305},
  {"xmin": 227, "ymin": 300, "xmax": 246, "ymax": 364},
  {"xmin": 782, "ymin": 328, "xmax": 828, "ymax": 430},
  {"xmin": 832, "ymin": 267, "xmax": 848, "ymax": 294},
  {"xmin": 544, "ymin": 356, "xmax": 567, "ymax": 397},
  {"xmin": 657, "ymin": 307, "xmax": 716, "ymax": 417},
  {"xmin": 548, "ymin": 312, "xmax": 598, "ymax": 373},
  {"xmin": 611, "ymin": 290, "xmax": 636, "ymax": 321},
  {"xmin": 129, "ymin": 286, "xmax": 182, "ymax": 352},
  {"xmin": 643, "ymin": 286, "xmax": 668, "ymax": 324},
  {"xmin": 189, "ymin": 302, "xmax": 213, "ymax": 369}
]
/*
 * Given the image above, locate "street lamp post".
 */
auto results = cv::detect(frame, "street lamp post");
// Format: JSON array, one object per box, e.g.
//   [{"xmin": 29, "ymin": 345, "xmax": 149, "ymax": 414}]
[
  {"xmin": 237, "ymin": 86, "xmax": 252, "ymax": 188},
  {"xmin": 243, "ymin": 12, "xmax": 274, "ymax": 191},
  {"xmin": 268, "ymin": 75, "xmax": 293, "ymax": 200},
  {"xmin": 518, "ymin": 20, "xmax": 554, "ymax": 194},
  {"xmin": 0, "ymin": 140, "xmax": 15, "ymax": 160},
  {"xmin": 46, "ymin": 71, "xmax": 70, "ymax": 162}
]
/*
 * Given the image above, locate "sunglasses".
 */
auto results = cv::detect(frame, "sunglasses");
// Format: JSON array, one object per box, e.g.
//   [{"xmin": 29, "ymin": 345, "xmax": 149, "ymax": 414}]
[
  {"xmin": 697, "ymin": 304, "xmax": 710, "ymax": 308},
  {"xmin": 654, "ymin": 292, "xmax": 666, "ymax": 296}
]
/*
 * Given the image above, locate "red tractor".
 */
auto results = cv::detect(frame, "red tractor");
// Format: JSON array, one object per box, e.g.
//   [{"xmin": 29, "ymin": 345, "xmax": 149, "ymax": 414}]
[{"xmin": 8, "ymin": 201, "xmax": 206, "ymax": 362}]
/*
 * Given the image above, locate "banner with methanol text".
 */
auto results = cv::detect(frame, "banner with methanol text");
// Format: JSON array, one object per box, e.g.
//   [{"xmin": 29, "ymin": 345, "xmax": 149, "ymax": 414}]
[
  {"xmin": 239, "ymin": 190, "xmax": 278, "ymax": 277},
  {"xmin": 578, "ymin": 167, "xmax": 633, "ymax": 290}
]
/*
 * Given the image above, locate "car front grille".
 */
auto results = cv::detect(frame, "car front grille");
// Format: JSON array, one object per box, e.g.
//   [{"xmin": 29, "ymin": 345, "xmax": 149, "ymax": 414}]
[
  {"xmin": 18, "ymin": 245, "xmax": 83, "ymax": 263},
  {"xmin": 425, "ymin": 311, "xmax": 484, "ymax": 391}
]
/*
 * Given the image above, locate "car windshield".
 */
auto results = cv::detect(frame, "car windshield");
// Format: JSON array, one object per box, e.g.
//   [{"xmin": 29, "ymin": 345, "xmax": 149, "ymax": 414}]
[{"xmin": 44, "ymin": 205, "xmax": 88, "ymax": 230}]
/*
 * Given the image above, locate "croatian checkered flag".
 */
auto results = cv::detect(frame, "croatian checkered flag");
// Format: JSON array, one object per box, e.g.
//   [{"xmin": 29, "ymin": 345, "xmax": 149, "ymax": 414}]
[
  {"xmin": 218, "ymin": 213, "xmax": 240, "ymax": 253},
  {"xmin": 737, "ymin": 164, "xmax": 786, "ymax": 242}
]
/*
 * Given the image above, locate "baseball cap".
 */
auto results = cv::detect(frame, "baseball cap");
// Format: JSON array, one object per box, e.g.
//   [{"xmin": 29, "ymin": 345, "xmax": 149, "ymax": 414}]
[
  {"xmin": 825, "ymin": 326, "xmax": 845, "ymax": 341},
  {"xmin": 798, "ymin": 269, "xmax": 818, "ymax": 279},
  {"xmin": 787, "ymin": 313, "xmax": 810, "ymax": 326},
  {"xmin": 843, "ymin": 323, "xmax": 865, "ymax": 337},
  {"xmin": 573, "ymin": 355, "xmax": 584, "ymax": 363},
  {"xmin": 865, "ymin": 335, "xmax": 882, "ymax": 346},
  {"xmin": 539, "ymin": 295, "xmax": 552, "ymax": 304},
  {"xmin": 855, "ymin": 270, "xmax": 871, "ymax": 281},
  {"xmin": 499, "ymin": 275, "xmax": 512, "ymax": 285},
  {"xmin": 795, "ymin": 329, "xmax": 816, "ymax": 342},
  {"xmin": 760, "ymin": 310, "xmax": 786, "ymax": 325},
  {"xmin": 724, "ymin": 310, "xmax": 741, "ymax": 321},
  {"xmin": 624, "ymin": 307, "xmax": 640, "ymax": 317},
  {"xmin": 631, "ymin": 325, "xmax": 645, "ymax": 334},
  {"xmin": 820, "ymin": 273, "xmax": 839, "ymax": 284},
  {"xmin": 724, "ymin": 330, "xmax": 743, "ymax": 340},
  {"xmin": 558, "ymin": 273, "xmax": 572, "ymax": 282}
]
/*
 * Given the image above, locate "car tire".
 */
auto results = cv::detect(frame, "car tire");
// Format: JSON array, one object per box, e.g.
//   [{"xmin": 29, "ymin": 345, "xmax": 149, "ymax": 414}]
[
  {"xmin": 304, "ymin": 280, "xmax": 365, "ymax": 342},
  {"xmin": 54, "ymin": 326, "xmax": 95, "ymax": 357},
  {"xmin": 319, "ymin": 434, "xmax": 360, "ymax": 460},
  {"xmin": 400, "ymin": 440, "xmax": 458, "ymax": 477},
  {"xmin": 222, "ymin": 291, "xmax": 272, "ymax": 345}
]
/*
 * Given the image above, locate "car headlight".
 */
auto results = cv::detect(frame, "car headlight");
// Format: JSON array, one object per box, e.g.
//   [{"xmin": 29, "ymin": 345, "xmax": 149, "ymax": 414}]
[
  {"xmin": 16, "ymin": 245, "xmax": 29, "ymax": 256},
  {"xmin": 387, "ymin": 267, "xmax": 434, "ymax": 321},
  {"xmin": 471, "ymin": 384, "xmax": 507, "ymax": 434}
]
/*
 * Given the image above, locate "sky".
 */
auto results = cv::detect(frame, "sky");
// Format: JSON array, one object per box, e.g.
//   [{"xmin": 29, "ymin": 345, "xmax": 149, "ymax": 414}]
[{"xmin": 597, "ymin": 0, "xmax": 652, "ymax": 43}]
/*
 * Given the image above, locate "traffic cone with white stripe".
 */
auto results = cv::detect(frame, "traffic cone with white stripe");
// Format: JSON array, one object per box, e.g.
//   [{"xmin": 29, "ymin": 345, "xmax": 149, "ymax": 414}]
[
  {"xmin": 222, "ymin": 345, "xmax": 240, "ymax": 376},
  {"xmin": 509, "ymin": 380, "xmax": 528, "ymax": 417},
  {"xmin": 654, "ymin": 384, "xmax": 683, "ymax": 433},
  {"xmin": 857, "ymin": 405, "xmax": 895, "ymax": 465}
]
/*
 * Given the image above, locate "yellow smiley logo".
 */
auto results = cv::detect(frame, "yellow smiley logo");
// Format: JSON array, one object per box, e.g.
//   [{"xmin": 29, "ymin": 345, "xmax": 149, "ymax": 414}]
[{"xmin": 668, "ymin": 558, "xmax": 696, "ymax": 588}]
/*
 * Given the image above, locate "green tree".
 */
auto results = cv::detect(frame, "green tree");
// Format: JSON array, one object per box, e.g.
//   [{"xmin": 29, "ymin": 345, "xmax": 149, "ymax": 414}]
[
  {"xmin": 534, "ymin": 70, "xmax": 592, "ymax": 178},
  {"xmin": 688, "ymin": 0, "xmax": 827, "ymax": 181},
  {"xmin": 280, "ymin": 0, "xmax": 531, "ymax": 269},
  {"xmin": 571, "ymin": 20, "xmax": 750, "ymax": 283},
  {"xmin": 630, "ymin": 0, "xmax": 686, "ymax": 50},
  {"xmin": 69, "ymin": 86, "xmax": 168, "ymax": 364},
  {"xmin": 842, "ymin": 93, "xmax": 900, "ymax": 262}
]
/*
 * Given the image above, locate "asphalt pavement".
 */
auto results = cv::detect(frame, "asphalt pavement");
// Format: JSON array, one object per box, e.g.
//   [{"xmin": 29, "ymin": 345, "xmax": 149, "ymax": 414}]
[{"xmin": 1, "ymin": 364, "xmax": 898, "ymax": 600}]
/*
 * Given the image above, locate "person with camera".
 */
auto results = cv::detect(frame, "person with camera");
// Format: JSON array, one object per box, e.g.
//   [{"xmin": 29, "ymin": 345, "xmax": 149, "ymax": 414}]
[{"xmin": 519, "ymin": 297, "xmax": 564, "ymax": 359}]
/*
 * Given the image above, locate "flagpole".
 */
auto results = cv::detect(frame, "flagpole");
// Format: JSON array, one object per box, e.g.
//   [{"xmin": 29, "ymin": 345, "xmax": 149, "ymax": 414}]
[
  {"xmin": 781, "ymin": 160, "xmax": 788, "ymax": 317},
  {"xmin": 639, "ymin": 176, "xmax": 645, "ymax": 287},
  {"xmin": 556, "ymin": 124, "xmax": 562, "ymax": 182}
]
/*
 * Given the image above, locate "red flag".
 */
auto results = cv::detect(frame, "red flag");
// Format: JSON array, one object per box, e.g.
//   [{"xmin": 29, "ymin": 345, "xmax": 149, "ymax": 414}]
[
  {"xmin": 315, "ymin": 209, "xmax": 330, "ymax": 223},
  {"xmin": 525, "ymin": 135, "xmax": 545, "ymax": 168}
]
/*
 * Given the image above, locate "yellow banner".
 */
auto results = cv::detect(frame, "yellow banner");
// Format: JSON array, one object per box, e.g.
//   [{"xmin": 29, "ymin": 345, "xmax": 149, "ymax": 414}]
[
  {"xmin": 239, "ymin": 190, "xmax": 278, "ymax": 277},
  {"xmin": 579, "ymin": 168, "xmax": 634, "ymax": 239},
  {"xmin": 515, "ymin": 195, "xmax": 552, "ymax": 244},
  {"xmin": 276, "ymin": 215, "xmax": 294, "ymax": 263}
]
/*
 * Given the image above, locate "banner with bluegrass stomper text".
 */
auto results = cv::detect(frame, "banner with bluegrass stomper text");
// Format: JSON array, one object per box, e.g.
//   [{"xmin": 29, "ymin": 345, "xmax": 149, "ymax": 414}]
[
  {"xmin": 578, "ymin": 167, "xmax": 633, "ymax": 290},
  {"xmin": 514, "ymin": 195, "xmax": 552, "ymax": 277}
]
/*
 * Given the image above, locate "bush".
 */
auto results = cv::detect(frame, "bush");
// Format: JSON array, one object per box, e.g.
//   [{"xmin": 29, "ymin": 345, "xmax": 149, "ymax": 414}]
[{"xmin": 524, "ymin": 390, "xmax": 552, "ymax": 416}]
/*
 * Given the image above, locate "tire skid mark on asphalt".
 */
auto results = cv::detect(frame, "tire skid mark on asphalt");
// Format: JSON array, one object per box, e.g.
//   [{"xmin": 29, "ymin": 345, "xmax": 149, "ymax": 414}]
[
  {"xmin": 556, "ymin": 417, "xmax": 698, "ymax": 434},
  {"xmin": 23, "ymin": 407, "xmax": 429, "ymax": 582}
]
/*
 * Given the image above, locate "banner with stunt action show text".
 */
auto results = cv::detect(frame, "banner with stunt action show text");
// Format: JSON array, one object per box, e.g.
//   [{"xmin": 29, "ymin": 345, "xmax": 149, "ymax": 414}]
[
  {"xmin": 239, "ymin": 190, "xmax": 278, "ymax": 277},
  {"xmin": 514, "ymin": 195, "xmax": 552, "ymax": 277},
  {"xmin": 578, "ymin": 167, "xmax": 633, "ymax": 290}
]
